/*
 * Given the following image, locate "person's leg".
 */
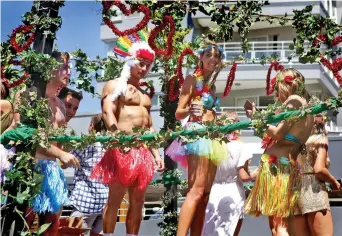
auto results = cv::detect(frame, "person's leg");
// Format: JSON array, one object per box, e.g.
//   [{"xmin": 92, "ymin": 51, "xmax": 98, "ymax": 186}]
[
  {"xmin": 125, "ymin": 184, "xmax": 147, "ymax": 235},
  {"xmin": 189, "ymin": 158, "xmax": 216, "ymax": 236},
  {"xmin": 269, "ymin": 216, "xmax": 289, "ymax": 236},
  {"xmin": 234, "ymin": 219, "xmax": 243, "ymax": 236},
  {"xmin": 292, "ymin": 215, "xmax": 310, "ymax": 236},
  {"xmin": 70, "ymin": 209, "xmax": 95, "ymax": 236},
  {"xmin": 38, "ymin": 208, "xmax": 62, "ymax": 236},
  {"xmin": 103, "ymin": 182, "xmax": 126, "ymax": 234},
  {"xmin": 307, "ymin": 210, "xmax": 333, "ymax": 236},
  {"xmin": 176, "ymin": 155, "xmax": 211, "ymax": 236},
  {"xmin": 90, "ymin": 214, "xmax": 104, "ymax": 236}
]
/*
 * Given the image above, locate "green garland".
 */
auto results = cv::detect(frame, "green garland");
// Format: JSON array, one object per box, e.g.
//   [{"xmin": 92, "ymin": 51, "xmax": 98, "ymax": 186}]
[{"xmin": 2, "ymin": 97, "xmax": 341, "ymax": 148}]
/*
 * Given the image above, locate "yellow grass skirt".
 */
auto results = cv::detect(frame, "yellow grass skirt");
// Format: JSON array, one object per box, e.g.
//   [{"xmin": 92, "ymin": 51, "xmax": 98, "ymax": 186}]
[{"xmin": 244, "ymin": 154, "xmax": 302, "ymax": 217}]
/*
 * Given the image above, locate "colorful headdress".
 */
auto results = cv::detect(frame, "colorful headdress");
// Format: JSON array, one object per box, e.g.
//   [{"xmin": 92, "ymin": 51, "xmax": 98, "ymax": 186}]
[{"xmin": 110, "ymin": 30, "xmax": 155, "ymax": 101}]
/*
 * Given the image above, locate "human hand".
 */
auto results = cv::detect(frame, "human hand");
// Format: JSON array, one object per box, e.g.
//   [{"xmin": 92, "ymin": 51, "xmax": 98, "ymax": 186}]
[
  {"xmin": 59, "ymin": 153, "xmax": 80, "ymax": 168},
  {"xmin": 155, "ymin": 156, "xmax": 165, "ymax": 172},
  {"xmin": 245, "ymin": 102, "xmax": 256, "ymax": 118},
  {"xmin": 331, "ymin": 179, "xmax": 341, "ymax": 191},
  {"xmin": 189, "ymin": 101, "xmax": 203, "ymax": 117}
]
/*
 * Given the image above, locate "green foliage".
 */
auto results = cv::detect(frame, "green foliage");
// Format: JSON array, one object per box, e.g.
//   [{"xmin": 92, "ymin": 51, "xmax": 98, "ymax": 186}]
[{"xmin": 22, "ymin": 0, "xmax": 65, "ymax": 39}]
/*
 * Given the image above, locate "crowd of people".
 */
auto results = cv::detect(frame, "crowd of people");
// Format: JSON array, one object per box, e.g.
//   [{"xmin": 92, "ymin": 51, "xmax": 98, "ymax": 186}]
[{"xmin": 0, "ymin": 30, "xmax": 341, "ymax": 236}]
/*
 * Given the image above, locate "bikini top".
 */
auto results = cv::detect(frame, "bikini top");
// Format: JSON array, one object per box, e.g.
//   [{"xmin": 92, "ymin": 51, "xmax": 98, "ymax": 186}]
[
  {"xmin": 202, "ymin": 93, "xmax": 220, "ymax": 111},
  {"xmin": 272, "ymin": 122, "xmax": 307, "ymax": 155}
]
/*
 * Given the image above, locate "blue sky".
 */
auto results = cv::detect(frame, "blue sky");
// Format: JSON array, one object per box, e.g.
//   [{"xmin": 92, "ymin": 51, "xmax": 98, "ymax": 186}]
[{"xmin": 1, "ymin": 1, "xmax": 106, "ymax": 114}]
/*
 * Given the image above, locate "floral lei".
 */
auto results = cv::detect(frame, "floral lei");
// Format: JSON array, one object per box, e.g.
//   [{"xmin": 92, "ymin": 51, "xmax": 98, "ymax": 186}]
[{"xmin": 192, "ymin": 68, "xmax": 220, "ymax": 121}]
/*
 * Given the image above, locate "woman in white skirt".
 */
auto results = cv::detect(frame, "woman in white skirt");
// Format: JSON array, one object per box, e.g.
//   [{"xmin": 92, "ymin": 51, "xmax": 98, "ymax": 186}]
[{"xmin": 202, "ymin": 111, "xmax": 258, "ymax": 236}]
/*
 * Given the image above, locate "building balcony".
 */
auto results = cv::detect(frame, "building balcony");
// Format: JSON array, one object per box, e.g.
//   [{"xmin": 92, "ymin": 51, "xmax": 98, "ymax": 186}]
[{"xmin": 192, "ymin": 0, "xmax": 338, "ymax": 29}]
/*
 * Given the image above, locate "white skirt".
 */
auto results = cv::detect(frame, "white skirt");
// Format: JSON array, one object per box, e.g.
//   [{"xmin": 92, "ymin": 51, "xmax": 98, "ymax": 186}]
[{"xmin": 202, "ymin": 181, "xmax": 245, "ymax": 236}]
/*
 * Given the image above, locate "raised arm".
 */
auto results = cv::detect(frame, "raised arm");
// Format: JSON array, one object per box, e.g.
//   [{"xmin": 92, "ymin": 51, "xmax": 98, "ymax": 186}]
[
  {"xmin": 101, "ymin": 80, "xmax": 119, "ymax": 131},
  {"xmin": 265, "ymin": 95, "xmax": 302, "ymax": 141},
  {"xmin": 175, "ymin": 74, "xmax": 195, "ymax": 120}
]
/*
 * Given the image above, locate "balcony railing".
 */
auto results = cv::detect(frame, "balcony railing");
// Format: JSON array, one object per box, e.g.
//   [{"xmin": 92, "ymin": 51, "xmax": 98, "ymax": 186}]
[{"xmin": 217, "ymin": 41, "xmax": 310, "ymax": 63}]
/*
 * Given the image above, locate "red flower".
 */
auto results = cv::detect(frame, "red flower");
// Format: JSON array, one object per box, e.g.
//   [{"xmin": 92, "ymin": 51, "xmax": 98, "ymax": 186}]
[
  {"xmin": 203, "ymin": 85, "xmax": 210, "ymax": 93},
  {"xmin": 261, "ymin": 136, "xmax": 272, "ymax": 149},
  {"xmin": 268, "ymin": 155, "xmax": 277, "ymax": 164},
  {"xmin": 266, "ymin": 61, "xmax": 283, "ymax": 95},
  {"xmin": 284, "ymin": 75, "xmax": 295, "ymax": 83},
  {"xmin": 275, "ymin": 109, "xmax": 280, "ymax": 115},
  {"xmin": 139, "ymin": 81, "xmax": 155, "ymax": 98}
]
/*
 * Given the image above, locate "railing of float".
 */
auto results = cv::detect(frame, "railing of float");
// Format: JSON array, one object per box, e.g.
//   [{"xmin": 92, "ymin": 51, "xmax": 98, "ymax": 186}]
[{"xmin": 1, "ymin": 98, "xmax": 341, "ymax": 146}]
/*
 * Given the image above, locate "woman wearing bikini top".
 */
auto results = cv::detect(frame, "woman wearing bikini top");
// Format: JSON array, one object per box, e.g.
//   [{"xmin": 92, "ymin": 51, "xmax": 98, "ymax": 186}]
[
  {"xmin": 244, "ymin": 68, "xmax": 314, "ymax": 236},
  {"xmin": 167, "ymin": 40, "xmax": 227, "ymax": 236}
]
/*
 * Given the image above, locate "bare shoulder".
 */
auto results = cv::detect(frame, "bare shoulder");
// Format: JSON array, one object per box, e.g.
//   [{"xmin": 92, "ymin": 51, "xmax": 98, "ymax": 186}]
[
  {"xmin": 285, "ymin": 94, "xmax": 306, "ymax": 109},
  {"xmin": 181, "ymin": 74, "xmax": 196, "ymax": 91},
  {"xmin": 102, "ymin": 79, "xmax": 118, "ymax": 99}
]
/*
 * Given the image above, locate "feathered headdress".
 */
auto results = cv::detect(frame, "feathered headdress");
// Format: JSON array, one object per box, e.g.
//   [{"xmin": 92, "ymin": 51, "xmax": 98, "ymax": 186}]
[{"xmin": 110, "ymin": 30, "xmax": 155, "ymax": 101}]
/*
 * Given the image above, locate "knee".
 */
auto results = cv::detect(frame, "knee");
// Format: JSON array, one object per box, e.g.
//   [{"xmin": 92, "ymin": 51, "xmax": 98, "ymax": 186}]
[
  {"xmin": 129, "ymin": 197, "xmax": 145, "ymax": 210},
  {"xmin": 187, "ymin": 186, "xmax": 206, "ymax": 202}
]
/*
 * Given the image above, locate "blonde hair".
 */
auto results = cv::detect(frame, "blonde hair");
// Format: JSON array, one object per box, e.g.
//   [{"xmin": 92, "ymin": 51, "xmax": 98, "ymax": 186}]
[
  {"xmin": 275, "ymin": 68, "xmax": 311, "ymax": 101},
  {"xmin": 221, "ymin": 111, "xmax": 241, "ymax": 136}
]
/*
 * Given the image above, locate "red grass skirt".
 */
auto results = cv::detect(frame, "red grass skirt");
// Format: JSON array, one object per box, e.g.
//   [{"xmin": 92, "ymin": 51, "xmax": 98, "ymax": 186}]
[{"xmin": 90, "ymin": 146, "xmax": 154, "ymax": 190}]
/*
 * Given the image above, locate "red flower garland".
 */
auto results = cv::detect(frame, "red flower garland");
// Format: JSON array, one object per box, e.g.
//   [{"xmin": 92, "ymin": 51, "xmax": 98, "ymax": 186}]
[
  {"xmin": 168, "ymin": 48, "xmax": 194, "ymax": 101},
  {"xmin": 102, "ymin": 1, "xmax": 150, "ymax": 37},
  {"xmin": 168, "ymin": 76, "xmax": 178, "ymax": 101},
  {"xmin": 312, "ymin": 34, "xmax": 327, "ymax": 47},
  {"xmin": 9, "ymin": 25, "xmax": 36, "ymax": 53},
  {"xmin": 320, "ymin": 55, "xmax": 342, "ymax": 85},
  {"xmin": 148, "ymin": 15, "xmax": 175, "ymax": 59},
  {"xmin": 222, "ymin": 62, "xmax": 237, "ymax": 97},
  {"xmin": 139, "ymin": 81, "xmax": 155, "ymax": 98},
  {"xmin": 1, "ymin": 66, "xmax": 29, "ymax": 88},
  {"xmin": 331, "ymin": 36, "xmax": 342, "ymax": 46},
  {"xmin": 266, "ymin": 61, "xmax": 284, "ymax": 95}
]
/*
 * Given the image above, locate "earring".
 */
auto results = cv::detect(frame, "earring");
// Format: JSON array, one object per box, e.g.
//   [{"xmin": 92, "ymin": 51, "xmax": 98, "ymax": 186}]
[{"xmin": 200, "ymin": 61, "xmax": 203, "ymax": 69}]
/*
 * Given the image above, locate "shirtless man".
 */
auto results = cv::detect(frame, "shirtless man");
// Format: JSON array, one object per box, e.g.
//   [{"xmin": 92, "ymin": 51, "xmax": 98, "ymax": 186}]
[
  {"xmin": 91, "ymin": 32, "xmax": 164, "ymax": 236},
  {"xmin": 25, "ymin": 52, "xmax": 80, "ymax": 235}
]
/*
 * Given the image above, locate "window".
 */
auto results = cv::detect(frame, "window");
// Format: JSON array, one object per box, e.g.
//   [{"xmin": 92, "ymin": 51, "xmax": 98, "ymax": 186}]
[
  {"xmin": 259, "ymin": 96, "xmax": 275, "ymax": 107},
  {"xmin": 152, "ymin": 93, "xmax": 160, "ymax": 106},
  {"xmin": 235, "ymin": 97, "xmax": 258, "ymax": 107}
]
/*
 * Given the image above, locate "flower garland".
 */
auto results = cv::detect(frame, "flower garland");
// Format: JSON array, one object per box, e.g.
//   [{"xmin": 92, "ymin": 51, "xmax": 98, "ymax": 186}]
[
  {"xmin": 266, "ymin": 61, "xmax": 284, "ymax": 95},
  {"xmin": 168, "ymin": 48, "xmax": 194, "ymax": 101},
  {"xmin": 320, "ymin": 55, "xmax": 342, "ymax": 86},
  {"xmin": 102, "ymin": 1, "xmax": 150, "ymax": 37},
  {"xmin": 148, "ymin": 15, "xmax": 175, "ymax": 59},
  {"xmin": 222, "ymin": 62, "xmax": 237, "ymax": 97},
  {"xmin": 9, "ymin": 25, "xmax": 36, "ymax": 53},
  {"xmin": 1, "ymin": 66, "xmax": 29, "ymax": 88},
  {"xmin": 139, "ymin": 81, "xmax": 155, "ymax": 98}
]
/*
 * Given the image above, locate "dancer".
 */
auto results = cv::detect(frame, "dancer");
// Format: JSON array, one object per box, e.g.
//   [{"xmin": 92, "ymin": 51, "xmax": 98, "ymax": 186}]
[
  {"xmin": 25, "ymin": 51, "xmax": 80, "ymax": 236},
  {"xmin": 90, "ymin": 31, "xmax": 164, "ymax": 236},
  {"xmin": 293, "ymin": 114, "xmax": 340, "ymax": 236},
  {"xmin": 202, "ymin": 111, "xmax": 258, "ymax": 236},
  {"xmin": 244, "ymin": 68, "xmax": 314, "ymax": 236},
  {"xmin": 70, "ymin": 114, "xmax": 108, "ymax": 236},
  {"xmin": 168, "ymin": 40, "xmax": 227, "ymax": 236}
]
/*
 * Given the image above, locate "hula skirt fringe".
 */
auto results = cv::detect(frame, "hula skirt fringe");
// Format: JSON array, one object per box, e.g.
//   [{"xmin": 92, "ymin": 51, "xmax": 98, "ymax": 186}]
[
  {"xmin": 165, "ymin": 122, "xmax": 228, "ymax": 167},
  {"xmin": 91, "ymin": 146, "xmax": 154, "ymax": 190},
  {"xmin": 31, "ymin": 159, "xmax": 69, "ymax": 214},
  {"xmin": 244, "ymin": 154, "xmax": 302, "ymax": 217}
]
